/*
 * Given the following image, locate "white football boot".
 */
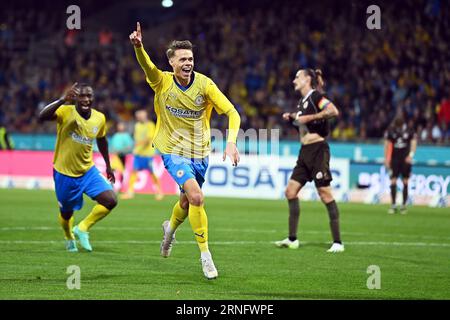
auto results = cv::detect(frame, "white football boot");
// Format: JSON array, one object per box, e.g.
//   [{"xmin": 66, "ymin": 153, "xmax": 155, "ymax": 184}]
[
  {"xmin": 327, "ymin": 242, "xmax": 345, "ymax": 253},
  {"xmin": 275, "ymin": 238, "xmax": 300, "ymax": 249},
  {"xmin": 160, "ymin": 220, "xmax": 175, "ymax": 258},
  {"xmin": 200, "ymin": 253, "xmax": 218, "ymax": 280}
]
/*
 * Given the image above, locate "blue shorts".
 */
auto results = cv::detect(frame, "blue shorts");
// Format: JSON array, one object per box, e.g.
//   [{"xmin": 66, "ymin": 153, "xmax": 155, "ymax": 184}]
[
  {"xmin": 133, "ymin": 155, "xmax": 154, "ymax": 172},
  {"xmin": 53, "ymin": 166, "xmax": 113, "ymax": 212},
  {"xmin": 161, "ymin": 154, "xmax": 209, "ymax": 192}
]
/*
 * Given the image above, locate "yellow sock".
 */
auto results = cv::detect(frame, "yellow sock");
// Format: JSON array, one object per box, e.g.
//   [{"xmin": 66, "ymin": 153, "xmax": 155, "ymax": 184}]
[
  {"xmin": 78, "ymin": 204, "xmax": 111, "ymax": 232},
  {"xmin": 127, "ymin": 172, "xmax": 137, "ymax": 194},
  {"xmin": 169, "ymin": 201, "xmax": 188, "ymax": 232},
  {"xmin": 188, "ymin": 204, "xmax": 209, "ymax": 252},
  {"xmin": 59, "ymin": 214, "xmax": 75, "ymax": 240}
]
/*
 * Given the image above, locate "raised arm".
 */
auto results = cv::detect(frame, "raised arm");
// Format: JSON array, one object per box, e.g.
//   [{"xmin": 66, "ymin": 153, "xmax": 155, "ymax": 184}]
[
  {"xmin": 129, "ymin": 22, "xmax": 162, "ymax": 85},
  {"xmin": 38, "ymin": 83, "xmax": 79, "ymax": 121}
]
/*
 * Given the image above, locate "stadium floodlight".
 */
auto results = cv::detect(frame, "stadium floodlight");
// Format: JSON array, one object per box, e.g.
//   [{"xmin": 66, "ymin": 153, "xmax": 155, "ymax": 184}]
[{"xmin": 161, "ymin": 0, "xmax": 173, "ymax": 8}]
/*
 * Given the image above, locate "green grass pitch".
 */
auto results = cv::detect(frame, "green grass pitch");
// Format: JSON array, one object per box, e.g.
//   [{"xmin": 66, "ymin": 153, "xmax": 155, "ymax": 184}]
[{"xmin": 0, "ymin": 189, "xmax": 449, "ymax": 300}]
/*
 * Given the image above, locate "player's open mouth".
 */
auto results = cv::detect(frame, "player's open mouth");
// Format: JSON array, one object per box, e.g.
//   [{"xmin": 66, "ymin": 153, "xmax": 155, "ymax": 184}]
[{"xmin": 181, "ymin": 67, "xmax": 191, "ymax": 77}]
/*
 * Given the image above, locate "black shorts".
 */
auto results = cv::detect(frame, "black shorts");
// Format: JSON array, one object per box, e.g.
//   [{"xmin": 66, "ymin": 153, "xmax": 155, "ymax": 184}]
[
  {"xmin": 290, "ymin": 141, "xmax": 332, "ymax": 188},
  {"xmin": 390, "ymin": 157, "xmax": 412, "ymax": 178}
]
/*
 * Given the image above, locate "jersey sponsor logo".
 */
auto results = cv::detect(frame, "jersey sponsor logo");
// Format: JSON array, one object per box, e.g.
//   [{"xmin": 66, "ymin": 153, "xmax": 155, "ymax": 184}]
[
  {"xmin": 70, "ymin": 132, "xmax": 93, "ymax": 146},
  {"xmin": 165, "ymin": 105, "xmax": 203, "ymax": 119},
  {"xmin": 194, "ymin": 95, "xmax": 205, "ymax": 106}
]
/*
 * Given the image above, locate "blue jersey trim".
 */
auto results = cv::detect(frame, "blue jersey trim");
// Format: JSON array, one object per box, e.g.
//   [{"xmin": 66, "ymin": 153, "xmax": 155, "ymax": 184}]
[{"xmin": 173, "ymin": 72, "xmax": 195, "ymax": 91}]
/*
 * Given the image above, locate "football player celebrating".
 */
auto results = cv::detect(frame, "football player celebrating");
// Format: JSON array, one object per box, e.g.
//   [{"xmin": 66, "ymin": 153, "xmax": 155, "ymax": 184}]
[
  {"xmin": 130, "ymin": 22, "xmax": 240, "ymax": 279},
  {"xmin": 39, "ymin": 83, "xmax": 117, "ymax": 252}
]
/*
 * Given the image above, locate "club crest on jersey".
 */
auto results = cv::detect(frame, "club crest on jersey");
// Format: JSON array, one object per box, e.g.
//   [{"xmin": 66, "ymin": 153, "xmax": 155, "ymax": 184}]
[
  {"xmin": 169, "ymin": 92, "xmax": 177, "ymax": 100},
  {"xmin": 194, "ymin": 95, "xmax": 205, "ymax": 106},
  {"xmin": 176, "ymin": 170, "xmax": 184, "ymax": 178},
  {"xmin": 303, "ymin": 101, "xmax": 308, "ymax": 109},
  {"xmin": 92, "ymin": 127, "xmax": 98, "ymax": 134}
]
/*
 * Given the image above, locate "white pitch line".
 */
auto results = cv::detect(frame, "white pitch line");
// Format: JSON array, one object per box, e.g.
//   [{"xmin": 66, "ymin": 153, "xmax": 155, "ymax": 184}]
[
  {"xmin": 1, "ymin": 226, "xmax": 450, "ymax": 241},
  {"xmin": 0, "ymin": 240, "xmax": 449, "ymax": 247}
]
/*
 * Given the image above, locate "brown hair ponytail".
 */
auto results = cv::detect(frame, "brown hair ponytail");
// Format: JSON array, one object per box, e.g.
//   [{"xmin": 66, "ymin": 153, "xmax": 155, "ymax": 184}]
[
  {"xmin": 304, "ymin": 68, "xmax": 325, "ymax": 92},
  {"xmin": 315, "ymin": 69, "xmax": 324, "ymax": 92}
]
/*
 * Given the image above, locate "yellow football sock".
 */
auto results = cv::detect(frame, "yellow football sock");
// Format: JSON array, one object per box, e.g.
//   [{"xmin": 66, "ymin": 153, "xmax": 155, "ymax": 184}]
[
  {"xmin": 169, "ymin": 201, "xmax": 188, "ymax": 232},
  {"xmin": 127, "ymin": 172, "xmax": 137, "ymax": 194},
  {"xmin": 188, "ymin": 204, "xmax": 209, "ymax": 252},
  {"xmin": 59, "ymin": 214, "xmax": 75, "ymax": 240},
  {"xmin": 78, "ymin": 204, "xmax": 111, "ymax": 232}
]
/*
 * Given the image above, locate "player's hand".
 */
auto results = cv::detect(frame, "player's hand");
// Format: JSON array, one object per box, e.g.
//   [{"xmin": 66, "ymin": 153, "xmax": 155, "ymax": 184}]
[
  {"xmin": 61, "ymin": 82, "xmax": 79, "ymax": 103},
  {"xmin": 129, "ymin": 22, "xmax": 143, "ymax": 47},
  {"xmin": 405, "ymin": 156, "xmax": 412, "ymax": 164},
  {"xmin": 106, "ymin": 166, "xmax": 116, "ymax": 184},
  {"xmin": 223, "ymin": 142, "xmax": 240, "ymax": 167},
  {"xmin": 282, "ymin": 113, "xmax": 291, "ymax": 121}
]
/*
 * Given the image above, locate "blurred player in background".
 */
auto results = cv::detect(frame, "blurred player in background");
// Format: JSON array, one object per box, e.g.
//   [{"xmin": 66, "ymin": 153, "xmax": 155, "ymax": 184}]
[
  {"xmin": 110, "ymin": 121, "xmax": 134, "ymax": 191},
  {"xmin": 38, "ymin": 83, "xmax": 117, "ymax": 252},
  {"xmin": 0, "ymin": 122, "xmax": 14, "ymax": 150},
  {"xmin": 121, "ymin": 109, "xmax": 164, "ymax": 200},
  {"xmin": 276, "ymin": 69, "xmax": 344, "ymax": 253},
  {"xmin": 384, "ymin": 114, "xmax": 417, "ymax": 214},
  {"xmin": 130, "ymin": 22, "xmax": 240, "ymax": 279}
]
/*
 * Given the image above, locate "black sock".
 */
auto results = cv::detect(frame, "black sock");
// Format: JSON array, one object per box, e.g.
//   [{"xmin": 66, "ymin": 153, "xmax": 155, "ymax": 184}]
[
  {"xmin": 402, "ymin": 184, "xmax": 408, "ymax": 205},
  {"xmin": 325, "ymin": 200, "xmax": 341, "ymax": 243},
  {"xmin": 288, "ymin": 198, "xmax": 300, "ymax": 240},
  {"xmin": 390, "ymin": 184, "xmax": 397, "ymax": 205}
]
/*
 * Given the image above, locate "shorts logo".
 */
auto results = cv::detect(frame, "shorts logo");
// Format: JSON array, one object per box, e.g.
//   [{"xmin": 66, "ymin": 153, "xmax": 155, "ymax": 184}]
[
  {"xmin": 316, "ymin": 171, "xmax": 323, "ymax": 180},
  {"xmin": 58, "ymin": 201, "xmax": 63, "ymax": 208},
  {"xmin": 176, "ymin": 170, "xmax": 185, "ymax": 178},
  {"xmin": 194, "ymin": 95, "xmax": 205, "ymax": 106}
]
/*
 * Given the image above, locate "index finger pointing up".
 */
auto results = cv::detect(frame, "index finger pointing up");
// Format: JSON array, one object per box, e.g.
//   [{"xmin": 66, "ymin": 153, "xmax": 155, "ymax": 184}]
[{"xmin": 137, "ymin": 22, "xmax": 141, "ymax": 34}]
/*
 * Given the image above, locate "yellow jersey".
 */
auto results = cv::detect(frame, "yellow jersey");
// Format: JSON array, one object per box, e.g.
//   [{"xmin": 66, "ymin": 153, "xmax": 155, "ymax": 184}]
[
  {"xmin": 133, "ymin": 121, "xmax": 156, "ymax": 157},
  {"xmin": 53, "ymin": 105, "xmax": 106, "ymax": 177},
  {"xmin": 135, "ymin": 46, "xmax": 236, "ymax": 158}
]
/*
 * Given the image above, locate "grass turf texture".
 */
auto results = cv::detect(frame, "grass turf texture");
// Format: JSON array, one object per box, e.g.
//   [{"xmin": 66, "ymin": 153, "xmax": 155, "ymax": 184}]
[{"xmin": 0, "ymin": 189, "xmax": 449, "ymax": 300}]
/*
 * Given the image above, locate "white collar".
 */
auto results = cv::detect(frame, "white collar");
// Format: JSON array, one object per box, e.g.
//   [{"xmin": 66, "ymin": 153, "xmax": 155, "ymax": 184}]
[{"xmin": 302, "ymin": 89, "xmax": 315, "ymax": 103}]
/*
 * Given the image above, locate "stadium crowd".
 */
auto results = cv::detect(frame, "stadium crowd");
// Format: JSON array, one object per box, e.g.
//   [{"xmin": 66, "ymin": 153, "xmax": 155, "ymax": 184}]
[{"xmin": 1, "ymin": 0, "xmax": 449, "ymax": 143}]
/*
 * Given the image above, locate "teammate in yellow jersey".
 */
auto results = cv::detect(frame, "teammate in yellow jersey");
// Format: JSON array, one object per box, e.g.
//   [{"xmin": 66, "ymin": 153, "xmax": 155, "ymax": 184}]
[
  {"xmin": 130, "ymin": 22, "xmax": 241, "ymax": 280},
  {"xmin": 38, "ymin": 83, "xmax": 117, "ymax": 253},
  {"xmin": 121, "ymin": 109, "xmax": 164, "ymax": 200}
]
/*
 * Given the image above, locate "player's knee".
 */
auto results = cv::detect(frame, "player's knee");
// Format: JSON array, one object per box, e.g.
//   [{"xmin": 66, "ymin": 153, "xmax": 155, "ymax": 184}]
[
  {"xmin": 189, "ymin": 192, "xmax": 204, "ymax": 206},
  {"xmin": 318, "ymin": 189, "xmax": 333, "ymax": 203},
  {"xmin": 103, "ymin": 194, "xmax": 118, "ymax": 210},
  {"xmin": 180, "ymin": 199, "xmax": 189, "ymax": 210},
  {"xmin": 285, "ymin": 187, "xmax": 298, "ymax": 200}
]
